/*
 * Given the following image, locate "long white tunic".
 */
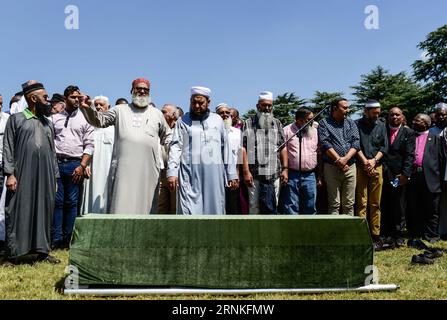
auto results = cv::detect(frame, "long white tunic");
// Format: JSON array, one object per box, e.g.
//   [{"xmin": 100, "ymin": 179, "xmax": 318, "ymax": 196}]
[
  {"xmin": 0, "ymin": 112, "xmax": 10, "ymax": 241},
  {"xmin": 82, "ymin": 126, "xmax": 115, "ymax": 214},
  {"xmin": 167, "ymin": 112, "xmax": 238, "ymax": 215},
  {"xmin": 80, "ymin": 104, "xmax": 171, "ymax": 215}
]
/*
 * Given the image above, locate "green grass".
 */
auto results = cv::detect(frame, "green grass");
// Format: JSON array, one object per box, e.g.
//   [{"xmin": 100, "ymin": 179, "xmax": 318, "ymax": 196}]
[{"xmin": 1, "ymin": 241, "xmax": 447, "ymax": 300}]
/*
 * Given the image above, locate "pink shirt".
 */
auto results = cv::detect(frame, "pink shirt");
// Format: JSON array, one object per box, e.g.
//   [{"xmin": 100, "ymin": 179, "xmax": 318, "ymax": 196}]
[
  {"xmin": 390, "ymin": 126, "xmax": 400, "ymax": 145},
  {"xmin": 414, "ymin": 131, "xmax": 429, "ymax": 168},
  {"xmin": 52, "ymin": 108, "xmax": 95, "ymax": 158},
  {"xmin": 284, "ymin": 123, "xmax": 319, "ymax": 171}
]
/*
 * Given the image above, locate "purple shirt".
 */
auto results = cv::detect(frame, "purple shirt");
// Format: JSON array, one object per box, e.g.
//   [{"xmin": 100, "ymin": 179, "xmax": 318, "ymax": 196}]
[
  {"xmin": 414, "ymin": 131, "xmax": 429, "ymax": 168},
  {"xmin": 52, "ymin": 108, "xmax": 95, "ymax": 158}
]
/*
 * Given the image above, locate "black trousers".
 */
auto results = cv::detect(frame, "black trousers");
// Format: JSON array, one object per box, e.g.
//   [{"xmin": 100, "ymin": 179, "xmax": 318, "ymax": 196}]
[
  {"xmin": 406, "ymin": 171, "xmax": 441, "ymax": 241},
  {"xmin": 381, "ymin": 177, "xmax": 407, "ymax": 239},
  {"xmin": 225, "ymin": 187, "xmax": 241, "ymax": 215}
]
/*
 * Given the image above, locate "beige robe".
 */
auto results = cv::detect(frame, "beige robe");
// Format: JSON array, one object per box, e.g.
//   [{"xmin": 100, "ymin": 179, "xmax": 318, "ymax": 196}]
[{"xmin": 81, "ymin": 104, "xmax": 171, "ymax": 215}]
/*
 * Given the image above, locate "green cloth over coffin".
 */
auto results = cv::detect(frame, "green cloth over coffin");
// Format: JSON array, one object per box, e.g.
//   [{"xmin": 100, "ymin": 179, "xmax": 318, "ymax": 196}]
[{"xmin": 69, "ymin": 215, "xmax": 373, "ymax": 289}]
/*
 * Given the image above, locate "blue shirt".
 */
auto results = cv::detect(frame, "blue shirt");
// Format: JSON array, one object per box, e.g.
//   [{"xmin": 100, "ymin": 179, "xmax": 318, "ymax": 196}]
[{"xmin": 318, "ymin": 115, "xmax": 361, "ymax": 165}]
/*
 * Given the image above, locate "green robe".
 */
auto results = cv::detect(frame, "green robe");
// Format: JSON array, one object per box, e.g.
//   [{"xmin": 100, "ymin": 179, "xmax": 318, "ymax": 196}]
[{"xmin": 3, "ymin": 110, "xmax": 59, "ymax": 258}]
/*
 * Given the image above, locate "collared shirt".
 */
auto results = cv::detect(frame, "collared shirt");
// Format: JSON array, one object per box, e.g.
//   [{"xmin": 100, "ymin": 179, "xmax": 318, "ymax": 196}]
[
  {"xmin": 414, "ymin": 131, "xmax": 429, "ymax": 168},
  {"xmin": 318, "ymin": 115, "xmax": 360, "ymax": 165},
  {"xmin": 284, "ymin": 123, "xmax": 318, "ymax": 171},
  {"xmin": 52, "ymin": 108, "xmax": 95, "ymax": 158},
  {"xmin": 356, "ymin": 117, "xmax": 388, "ymax": 160},
  {"xmin": 242, "ymin": 115, "xmax": 285, "ymax": 181},
  {"xmin": 390, "ymin": 125, "xmax": 401, "ymax": 145}
]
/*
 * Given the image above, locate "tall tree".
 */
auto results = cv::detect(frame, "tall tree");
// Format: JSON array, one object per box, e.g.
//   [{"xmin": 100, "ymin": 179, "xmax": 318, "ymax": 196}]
[
  {"xmin": 351, "ymin": 66, "xmax": 427, "ymax": 121},
  {"xmin": 310, "ymin": 91, "xmax": 344, "ymax": 115},
  {"xmin": 413, "ymin": 24, "xmax": 447, "ymax": 105},
  {"xmin": 273, "ymin": 93, "xmax": 307, "ymax": 125}
]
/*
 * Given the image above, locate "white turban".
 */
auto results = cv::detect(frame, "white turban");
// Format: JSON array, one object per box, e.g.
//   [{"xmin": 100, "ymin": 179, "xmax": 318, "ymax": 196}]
[
  {"xmin": 216, "ymin": 103, "xmax": 229, "ymax": 113},
  {"xmin": 258, "ymin": 91, "xmax": 273, "ymax": 101},
  {"xmin": 435, "ymin": 102, "xmax": 447, "ymax": 111},
  {"xmin": 191, "ymin": 86, "xmax": 211, "ymax": 98},
  {"xmin": 93, "ymin": 95, "xmax": 110, "ymax": 104},
  {"xmin": 365, "ymin": 100, "xmax": 381, "ymax": 109}
]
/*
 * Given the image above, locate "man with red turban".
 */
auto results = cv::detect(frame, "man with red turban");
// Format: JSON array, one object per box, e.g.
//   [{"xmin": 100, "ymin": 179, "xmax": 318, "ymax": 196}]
[{"xmin": 79, "ymin": 78, "xmax": 171, "ymax": 214}]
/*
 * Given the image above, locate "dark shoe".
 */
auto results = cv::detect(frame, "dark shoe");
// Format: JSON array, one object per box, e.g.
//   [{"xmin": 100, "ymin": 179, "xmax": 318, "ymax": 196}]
[
  {"xmin": 36, "ymin": 254, "xmax": 61, "ymax": 265},
  {"xmin": 411, "ymin": 254, "xmax": 434, "ymax": 265},
  {"xmin": 381, "ymin": 237, "xmax": 396, "ymax": 250},
  {"xmin": 395, "ymin": 238, "xmax": 406, "ymax": 247},
  {"xmin": 373, "ymin": 240, "xmax": 384, "ymax": 251},
  {"xmin": 1, "ymin": 258, "xmax": 17, "ymax": 267},
  {"xmin": 408, "ymin": 239, "xmax": 429, "ymax": 250},
  {"xmin": 424, "ymin": 249, "xmax": 443, "ymax": 259}
]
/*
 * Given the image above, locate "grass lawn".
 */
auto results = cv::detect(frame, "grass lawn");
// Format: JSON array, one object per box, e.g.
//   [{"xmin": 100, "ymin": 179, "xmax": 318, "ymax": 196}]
[{"xmin": 1, "ymin": 241, "xmax": 447, "ymax": 300}]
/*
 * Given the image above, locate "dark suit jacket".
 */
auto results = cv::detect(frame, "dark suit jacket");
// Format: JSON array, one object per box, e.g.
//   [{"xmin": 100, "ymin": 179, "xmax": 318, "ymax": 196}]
[
  {"xmin": 422, "ymin": 133, "xmax": 446, "ymax": 193},
  {"xmin": 383, "ymin": 126, "xmax": 416, "ymax": 181}
]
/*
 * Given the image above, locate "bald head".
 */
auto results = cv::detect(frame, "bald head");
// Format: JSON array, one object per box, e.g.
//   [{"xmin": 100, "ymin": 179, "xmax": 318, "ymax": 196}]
[
  {"xmin": 413, "ymin": 113, "xmax": 431, "ymax": 132},
  {"xmin": 388, "ymin": 107, "xmax": 404, "ymax": 127}
]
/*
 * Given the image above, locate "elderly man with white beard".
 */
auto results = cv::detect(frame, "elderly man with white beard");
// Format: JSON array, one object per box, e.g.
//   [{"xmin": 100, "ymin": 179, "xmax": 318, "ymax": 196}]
[
  {"xmin": 242, "ymin": 91, "xmax": 288, "ymax": 214},
  {"xmin": 216, "ymin": 103, "xmax": 242, "ymax": 214},
  {"xmin": 79, "ymin": 78, "xmax": 171, "ymax": 215}
]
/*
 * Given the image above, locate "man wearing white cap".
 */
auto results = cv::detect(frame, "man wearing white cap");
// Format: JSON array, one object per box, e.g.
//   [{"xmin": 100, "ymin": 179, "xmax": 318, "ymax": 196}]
[
  {"xmin": 355, "ymin": 99, "xmax": 388, "ymax": 250},
  {"xmin": 216, "ymin": 103, "xmax": 242, "ymax": 214},
  {"xmin": 242, "ymin": 91, "xmax": 288, "ymax": 214},
  {"xmin": 81, "ymin": 96, "xmax": 115, "ymax": 214},
  {"xmin": 167, "ymin": 87, "xmax": 238, "ymax": 215}
]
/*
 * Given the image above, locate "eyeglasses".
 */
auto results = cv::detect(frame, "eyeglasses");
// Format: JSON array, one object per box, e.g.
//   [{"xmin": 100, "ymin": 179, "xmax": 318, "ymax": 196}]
[
  {"xmin": 134, "ymin": 87, "xmax": 150, "ymax": 93},
  {"xmin": 218, "ymin": 111, "xmax": 231, "ymax": 115}
]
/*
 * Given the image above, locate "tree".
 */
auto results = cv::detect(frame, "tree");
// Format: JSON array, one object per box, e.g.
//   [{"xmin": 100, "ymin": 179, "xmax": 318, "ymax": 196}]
[
  {"xmin": 413, "ymin": 24, "xmax": 447, "ymax": 105},
  {"xmin": 273, "ymin": 93, "xmax": 307, "ymax": 126},
  {"xmin": 351, "ymin": 66, "xmax": 428, "ymax": 121},
  {"xmin": 310, "ymin": 91, "xmax": 344, "ymax": 115},
  {"xmin": 242, "ymin": 92, "xmax": 307, "ymax": 126}
]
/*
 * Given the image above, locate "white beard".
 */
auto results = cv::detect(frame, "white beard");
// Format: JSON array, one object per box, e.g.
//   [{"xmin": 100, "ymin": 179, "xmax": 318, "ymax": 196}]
[
  {"xmin": 132, "ymin": 94, "xmax": 151, "ymax": 108},
  {"xmin": 223, "ymin": 118, "xmax": 233, "ymax": 130},
  {"xmin": 257, "ymin": 111, "xmax": 274, "ymax": 130}
]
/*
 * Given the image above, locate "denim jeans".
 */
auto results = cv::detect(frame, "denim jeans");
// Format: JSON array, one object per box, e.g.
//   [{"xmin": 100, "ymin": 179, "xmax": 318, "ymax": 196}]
[
  {"xmin": 52, "ymin": 159, "xmax": 81, "ymax": 247},
  {"xmin": 280, "ymin": 171, "xmax": 317, "ymax": 215}
]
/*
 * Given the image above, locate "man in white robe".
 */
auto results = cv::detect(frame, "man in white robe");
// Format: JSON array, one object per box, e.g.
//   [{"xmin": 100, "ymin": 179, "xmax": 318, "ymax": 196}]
[
  {"xmin": 167, "ymin": 87, "xmax": 238, "ymax": 215},
  {"xmin": 79, "ymin": 78, "xmax": 171, "ymax": 215},
  {"xmin": 0, "ymin": 94, "xmax": 10, "ymax": 249},
  {"xmin": 82, "ymin": 96, "xmax": 115, "ymax": 214}
]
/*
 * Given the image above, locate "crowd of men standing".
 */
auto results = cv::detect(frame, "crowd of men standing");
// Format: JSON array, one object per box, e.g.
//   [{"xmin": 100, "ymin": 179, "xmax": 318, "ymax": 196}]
[{"xmin": 0, "ymin": 78, "xmax": 446, "ymax": 265}]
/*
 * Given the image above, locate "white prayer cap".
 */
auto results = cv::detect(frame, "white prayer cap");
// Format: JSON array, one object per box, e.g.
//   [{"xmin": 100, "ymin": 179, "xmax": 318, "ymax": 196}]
[
  {"xmin": 258, "ymin": 91, "xmax": 273, "ymax": 101},
  {"xmin": 435, "ymin": 102, "xmax": 447, "ymax": 111},
  {"xmin": 93, "ymin": 95, "xmax": 110, "ymax": 104},
  {"xmin": 216, "ymin": 103, "xmax": 229, "ymax": 113},
  {"xmin": 191, "ymin": 86, "xmax": 211, "ymax": 98},
  {"xmin": 365, "ymin": 100, "xmax": 381, "ymax": 109}
]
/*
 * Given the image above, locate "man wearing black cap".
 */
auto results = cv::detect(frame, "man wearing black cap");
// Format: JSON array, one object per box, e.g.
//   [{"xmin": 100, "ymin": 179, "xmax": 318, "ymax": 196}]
[
  {"xmin": 3, "ymin": 82, "xmax": 60, "ymax": 264},
  {"xmin": 50, "ymin": 93, "xmax": 66, "ymax": 115}
]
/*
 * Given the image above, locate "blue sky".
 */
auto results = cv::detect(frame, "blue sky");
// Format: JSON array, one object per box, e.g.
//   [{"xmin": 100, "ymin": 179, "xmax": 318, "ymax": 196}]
[{"xmin": 0, "ymin": 0, "xmax": 446, "ymax": 114}]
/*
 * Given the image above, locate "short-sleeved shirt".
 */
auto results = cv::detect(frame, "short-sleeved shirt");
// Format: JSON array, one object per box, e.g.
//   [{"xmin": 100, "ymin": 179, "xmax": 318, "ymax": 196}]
[{"xmin": 242, "ymin": 115, "xmax": 285, "ymax": 181}]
